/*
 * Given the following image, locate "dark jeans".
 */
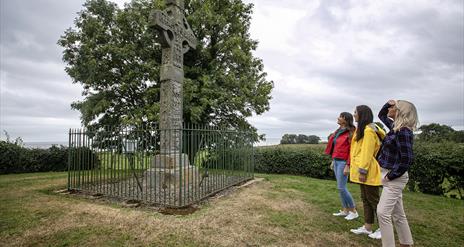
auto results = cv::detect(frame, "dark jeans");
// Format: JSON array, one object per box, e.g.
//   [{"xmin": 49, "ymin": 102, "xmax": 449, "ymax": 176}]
[{"xmin": 360, "ymin": 184, "xmax": 380, "ymax": 224}]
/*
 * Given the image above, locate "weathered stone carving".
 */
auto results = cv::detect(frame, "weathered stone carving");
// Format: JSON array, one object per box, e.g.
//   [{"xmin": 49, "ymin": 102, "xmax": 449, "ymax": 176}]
[{"xmin": 148, "ymin": 0, "xmax": 198, "ymax": 190}]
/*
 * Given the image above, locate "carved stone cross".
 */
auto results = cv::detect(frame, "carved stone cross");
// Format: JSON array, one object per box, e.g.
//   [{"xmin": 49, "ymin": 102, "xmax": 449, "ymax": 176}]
[{"xmin": 150, "ymin": 0, "xmax": 197, "ymax": 154}]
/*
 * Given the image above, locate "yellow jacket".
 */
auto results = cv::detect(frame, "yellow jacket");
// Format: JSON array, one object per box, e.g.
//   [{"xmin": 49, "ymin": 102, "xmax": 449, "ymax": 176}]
[{"xmin": 349, "ymin": 124, "xmax": 386, "ymax": 186}]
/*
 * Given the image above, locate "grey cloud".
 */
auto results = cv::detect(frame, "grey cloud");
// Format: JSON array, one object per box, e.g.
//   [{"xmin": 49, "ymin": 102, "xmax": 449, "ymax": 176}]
[
  {"xmin": 3, "ymin": 89, "xmax": 77, "ymax": 118},
  {"xmin": 1, "ymin": 0, "xmax": 84, "ymax": 62},
  {"xmin": 2, "ymin": 115, "xmax": 80, "ymax": 142},
  {"xmin": 387, "ymin": 5, "xmax": 464, "ymax": 66},
  {"xmin": 1, "ymin": 0, "xmax": 462, "ymax": 144},
  {"xmin": 309, "ymin": 0, "xmax": 350, "ymax": 31},
  {"xmin": 251, "ymin": 0, "xmax": 463, "ymax": 142},
  {"xmin": 3, "ymin": 62, "xmax": 62, "ymax": 83},
  {"xmin": 244, "ymin": 0, "xmax": 315, "ymax": 10},
  {"xmin": 0, "ymin": 0, "xmax": 87, "ymax": 142},
  {"xmin": 285, "ymin": 6, "xmax": 460, "ymax": 103}
]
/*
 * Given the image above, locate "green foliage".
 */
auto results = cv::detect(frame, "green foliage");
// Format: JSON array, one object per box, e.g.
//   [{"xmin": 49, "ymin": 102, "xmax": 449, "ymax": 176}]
[
  {"xmin": 193, "ymin": 142, "xmax": 253, "ymax": 171},
  {"xmin": 417, "ymin": 123, "xmax": 463, "ymax": 143},
  {"xmin": 0, "ymin": 141, "xmax": 100, "ymax": 174},
  {"xmin": 58, "ymin": 0, "xmax": 273, "ymax": 140},
  {"xmin": 280, "ymin": 134, "xmax": 320, "ymax": 144},
  {"xmin": 256, "ymin": 143, "xmax": 464, "ymax": 199},
  {"xmin": 409, "ymin": 142, "xmax": 464, "ymax": 198},
  {"xmin": 451, "ymin": 130, "xmax": 464, "ymax": 143},
  {"xmin": 254, "ymin": 145, "xmax": 331, "ymax": 178},
  {"xmin": 2, "ymin": 130, "xmax": 24, "ymax": 146},
  {"xmin": 97, "ymin": 152, "xmax": 149, "ymax": 170},
  {"xmin": 409, "ymin": 123, "xmax": 464, "ymax": 198},
  {"xmin": 193, "ymin": 149, "xmax": 209, "ymax": 168},
  {"xmin": 0, "ymin": 141, "xmax": 32, "ymax": 174},
  {"xmin": 68, "ymin": 147, "xmax": 101, "ymax": 171},
  {"xmin": 307, "ymin": 135, "xmax": 321, "ymax": 144},
  {"xmin": 280, "ymin": 134, "xmax": 297, "ymax": 144},
  {"xmin": 30, "ymin": 146, "xmax": 70, "ymax": 172}
]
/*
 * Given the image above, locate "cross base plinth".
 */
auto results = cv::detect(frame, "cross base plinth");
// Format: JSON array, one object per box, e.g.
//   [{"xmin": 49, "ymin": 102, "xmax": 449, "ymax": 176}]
[
  {"xmin": 145, "ymin": 166, "xmax": 199, "ymax": 189},
  {"xmin": 151, "ymin": 153, "xmax": 189, "ymax": 169},
  {"xmin": 146, "ymin": 153, "xmax": 199, "ymax": 189}
]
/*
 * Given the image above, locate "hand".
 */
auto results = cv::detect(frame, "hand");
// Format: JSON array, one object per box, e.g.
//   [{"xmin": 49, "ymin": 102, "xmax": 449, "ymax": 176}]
[
  {"xmin": 330, "ymin": 161, "xmax": 334, "ymax": 171},
  {"xmin": 388, "ymin": 99, "xmax": 396, "ymax": 106},
  {"xmin": 343, "ymin": 166, "xmax": 349, "ymax": 176},
  {"xmin": 382, "ymin": 175, "xmax": 390, "ymax": 184},
  {"xmin": 359, "ymin": 173, "xmax": 367, "ymax": 182}
]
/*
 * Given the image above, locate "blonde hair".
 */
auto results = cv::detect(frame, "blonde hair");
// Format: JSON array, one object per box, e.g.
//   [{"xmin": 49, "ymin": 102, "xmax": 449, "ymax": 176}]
[{"xmin": 393, "ymin": 100, "xmax": 419, "ymax": 132}]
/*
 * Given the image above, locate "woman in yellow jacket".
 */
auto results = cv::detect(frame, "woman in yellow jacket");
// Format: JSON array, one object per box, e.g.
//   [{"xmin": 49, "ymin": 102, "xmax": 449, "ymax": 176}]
[{"xmin": 349, "ymin": 105, "xmax": 385, "ymax": 238}]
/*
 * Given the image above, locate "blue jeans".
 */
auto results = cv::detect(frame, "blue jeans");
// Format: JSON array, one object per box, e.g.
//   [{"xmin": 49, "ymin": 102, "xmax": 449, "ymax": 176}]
[{"xmin": 333, "ymin": 159, "xmax": 355, "ymax": 209}]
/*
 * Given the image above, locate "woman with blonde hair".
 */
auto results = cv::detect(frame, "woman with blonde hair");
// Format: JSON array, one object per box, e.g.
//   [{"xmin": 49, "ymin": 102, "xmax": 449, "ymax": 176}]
[
  {"xmin": 349, "ymin": 105, "xmax": 385, "ymax": 236},
  {"xmin": 376, "ymin": 100, "xmax": 418, "ymax": 247}
]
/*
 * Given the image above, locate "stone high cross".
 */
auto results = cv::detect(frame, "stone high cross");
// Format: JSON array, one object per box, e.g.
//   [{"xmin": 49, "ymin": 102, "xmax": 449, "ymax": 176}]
[{"xmin": 150, "ymin": 0, "xmax": 197, "ymax": 154}]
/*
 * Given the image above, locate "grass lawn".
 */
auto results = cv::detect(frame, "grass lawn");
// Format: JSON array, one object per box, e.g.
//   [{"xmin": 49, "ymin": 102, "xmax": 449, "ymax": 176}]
[{"xmin": 0, "ymin": 172, "xmax": 463, "ymax": 247}]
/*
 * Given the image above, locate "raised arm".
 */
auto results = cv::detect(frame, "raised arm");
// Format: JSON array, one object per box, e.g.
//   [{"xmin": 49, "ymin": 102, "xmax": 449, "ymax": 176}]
[{"xmin": 378, "ymin": 101, "xmax": 394, "ymax": 130}]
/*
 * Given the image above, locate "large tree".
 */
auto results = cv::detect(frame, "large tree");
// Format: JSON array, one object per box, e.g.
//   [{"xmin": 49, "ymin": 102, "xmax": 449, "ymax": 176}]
[
  {"xmin": 417, "ymin": 123, "xmax": 463, "ymax": 143},
  {"xmin": 58, "ymin": 0, "xmax": 273, "ymax": 140}
]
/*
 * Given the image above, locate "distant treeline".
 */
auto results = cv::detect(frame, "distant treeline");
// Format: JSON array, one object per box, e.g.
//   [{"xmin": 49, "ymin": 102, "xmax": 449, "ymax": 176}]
[
  {"xmin": 280, "ymin": 134, "xmax": 321, "ymax": 144},
  {"xmin": 279, "ymin": 123, "xmax": 464, "ymax": 145}
]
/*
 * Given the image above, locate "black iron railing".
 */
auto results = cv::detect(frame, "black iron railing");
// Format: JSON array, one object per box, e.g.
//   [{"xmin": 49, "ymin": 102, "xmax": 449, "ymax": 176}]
[{"xmin": 67, "ymin": 125, "xmax": 254, "ymax": 207}]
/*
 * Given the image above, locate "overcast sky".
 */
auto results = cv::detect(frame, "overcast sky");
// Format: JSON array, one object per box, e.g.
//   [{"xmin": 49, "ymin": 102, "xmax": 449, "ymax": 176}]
[{"xmin": 1, "ymin": 0, "xmax": 463, "ymax": 145}]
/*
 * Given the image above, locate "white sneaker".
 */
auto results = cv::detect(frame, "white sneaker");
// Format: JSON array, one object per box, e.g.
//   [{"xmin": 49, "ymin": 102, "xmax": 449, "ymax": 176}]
[
  {"xmin": 344, "ymin": 211, "xmax": 359, "ymax": 220},
  {"xmin": 350, "ymin": 226, "xmax": 373, "ymax": 235},
  {"xmin": 332, "ymin": 210, "xmax": 348, "ymax": 216},
  {"xmin": 368, "ymin": 229, "xmax": 382, "ymax": 239}
]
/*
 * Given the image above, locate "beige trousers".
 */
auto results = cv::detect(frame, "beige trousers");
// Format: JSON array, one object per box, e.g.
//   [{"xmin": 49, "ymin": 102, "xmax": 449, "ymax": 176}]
[{"xmin": 377, "ymin": 168, "xmax": 413, "ymax": 247}]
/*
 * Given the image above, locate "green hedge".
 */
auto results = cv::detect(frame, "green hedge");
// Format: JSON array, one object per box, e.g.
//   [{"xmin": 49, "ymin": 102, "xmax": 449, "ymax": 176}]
[
  {"xmin": 0, "ymin": 141, "xmax": 100, "ymax": 174},
  {"xmin": 0, "ymin": 141, "xmax": 33, "ymax": 174},
  {"xmin": 255, "ymin": 143, "xmax": 464, "ymax": 198},
  {"xmin": 254, "ymin": 146, "xmax": 332, "ymax": 179},
  {"xmin": 409, "ymin": 142, "xmax": 464, "ymax": 198}
]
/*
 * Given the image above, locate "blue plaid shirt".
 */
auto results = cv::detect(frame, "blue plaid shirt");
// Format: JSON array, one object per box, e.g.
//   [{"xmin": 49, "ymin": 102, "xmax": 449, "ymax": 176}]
[{"xmin": 377, "ymin": 103, "xmax": 414, "ymax": 180}]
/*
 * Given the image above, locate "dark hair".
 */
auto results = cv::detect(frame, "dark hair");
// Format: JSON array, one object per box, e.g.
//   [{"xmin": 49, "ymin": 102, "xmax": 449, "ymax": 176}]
[
  {"xmin": 355, "ymin": 105, "xmax": 374, "ymax": 141},
  {"xmin": 340, "ymin": 112, "xmax": 355, "ymax": 135}
]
